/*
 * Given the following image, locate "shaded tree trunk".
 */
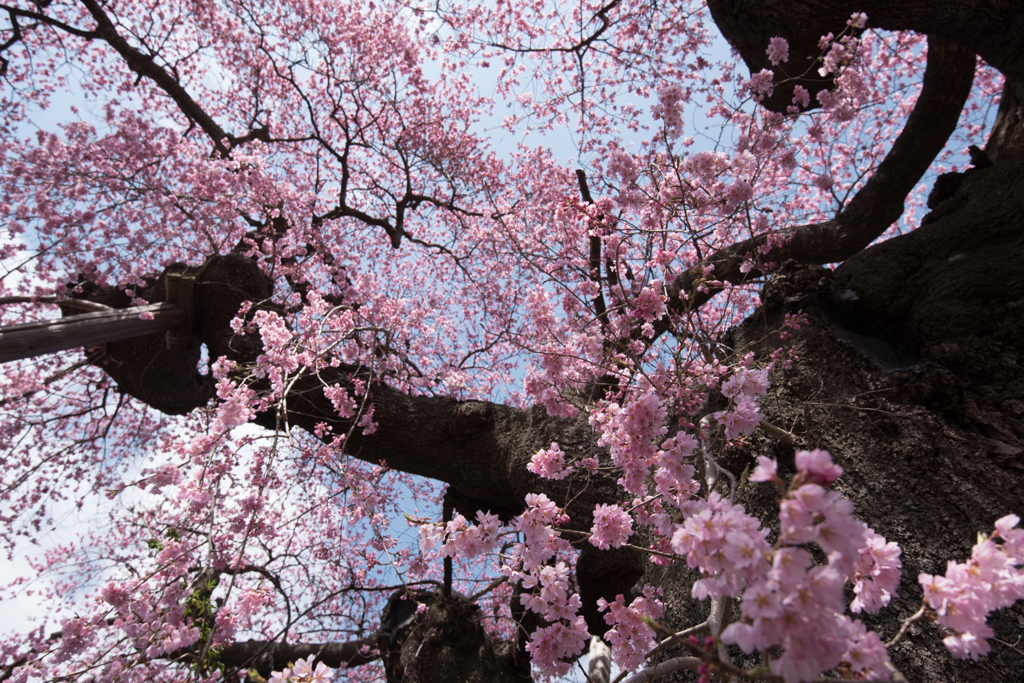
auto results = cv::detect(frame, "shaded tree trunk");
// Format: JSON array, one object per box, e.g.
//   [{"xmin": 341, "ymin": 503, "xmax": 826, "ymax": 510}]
[{"xmin": 686, "ymin": 153, "xmax": 1023, "ymax": 682}]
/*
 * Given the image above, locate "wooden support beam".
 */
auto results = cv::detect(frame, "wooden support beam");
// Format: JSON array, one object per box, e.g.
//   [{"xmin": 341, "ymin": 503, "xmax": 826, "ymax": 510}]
[{"xmin": 0, "ymin": 302, "xmax": 186, "ymax": 364}]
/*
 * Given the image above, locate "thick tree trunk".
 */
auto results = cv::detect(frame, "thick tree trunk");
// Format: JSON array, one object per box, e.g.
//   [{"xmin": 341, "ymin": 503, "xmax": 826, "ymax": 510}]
[
  {"xmin": 644, "ymin": 154, "xmax": 1024, "ymax": 682},
  {"xmin": 74, "ymin": 254, "xmax": 644, "ymax": 645}
]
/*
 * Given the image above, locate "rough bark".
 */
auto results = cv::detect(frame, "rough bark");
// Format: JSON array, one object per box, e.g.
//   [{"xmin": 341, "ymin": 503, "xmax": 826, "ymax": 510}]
[
  {"xmin": 377, "ymin": 590, "xmax": 526, "ymax": 683},
  {"xmin": 648, "ymin": 153, "xmax": 1024, "ymax": 682},
  {"xmin": 986, "ymin": 82, "xmax": 1024, "ymax": 163},
  {"xmin": 638, "ymin": 161, "xmax": 1024, "ymax": 683}
]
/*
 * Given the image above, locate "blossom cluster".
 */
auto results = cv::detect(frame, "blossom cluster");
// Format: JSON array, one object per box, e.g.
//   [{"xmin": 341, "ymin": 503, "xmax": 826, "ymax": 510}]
[
  {"xmin": 251, "ymin": 310, "xmax": 301, "ymax": 398},
  {"xmin": 651, "ymin": 84, "xmax": 687, "ymax": 138},
  {"xmin": 919, "ymin": 514, "xmax": 1024, "ymax": 660},
  {"xmin": 748, "ymin": 69, "xmax": 776, "ymax": 100},
  {"xmin": 712, "ymin": 355, "xmax": 770, "ymax": 439},
  {"xmin": 651, "ymin": 433, "xmax": 700, "ymax": 507},
  {"xmin": 608, "ymin": 146, "xmax": 641, "ymax": 185},
  {"xmin": 590, "ymin": 391, "xmax": 668, "ymax": 494},
  {"xmin": 418, "ymin": 510, "xmax": 501, "ymax": 559},
  {"xmin": 671, "ymin": 491, "xmax": 772, "ymax": 600},
  {"xmin": 851, "ymin": 527, "xmax": 903, "ymax": 613},
  {"xmin": 597, "ymin": 588, "xmax": 664, "ymax": 671},
  {"xmin": 212, "ymin": 380, "xmax": 257, "ymax": 433},
  {"xmin": 670, "ymin": 450, "xmax": 901, "ymax": 682},
  {"xmin": 499, "ymin": 494, "xmax": 588, "ymax": 678},
  {"xmin": 515, "ymin": 493, "xmax": 568, "ymax": 567},
  {"xmin": 441, "ymin": 510, "xmax": 501, "ymax": 558},
  {"xmin": 766, "ymin": 37, "xmax": 789, "ymax": 65},
  {"xmin": 589, "ymin": 503, "xmax": 634, "ymax": 550},
  {"xmin": 520, "ymin": 562, "xmax": 582, "ymax": 621},
  {"xmin": 521, "ymin": 615, "xmax": 590, "ymax": 679},
  {"xmin": 269, "ymin": 655, "xmax": 333, "ymax": 683},
  {"xmin": 528, "ymin": 442, "xmax": 571, "ymax": 480}
]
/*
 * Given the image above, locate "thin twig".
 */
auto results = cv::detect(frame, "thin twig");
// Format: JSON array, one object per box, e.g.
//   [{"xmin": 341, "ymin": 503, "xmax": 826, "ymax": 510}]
[
  {"xmin": 886, "ymin": 605, "xmax": 927, "ymax": 649},
  {"xmin": 758, "ymin": 419, "xmax": 797, "ymax": 445}
]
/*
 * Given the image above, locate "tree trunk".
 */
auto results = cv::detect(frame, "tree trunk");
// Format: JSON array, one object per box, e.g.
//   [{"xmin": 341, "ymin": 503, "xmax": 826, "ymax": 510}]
[{"xmin": 655, "ymin": 152, "xmax": 1024, "ymax": 682}]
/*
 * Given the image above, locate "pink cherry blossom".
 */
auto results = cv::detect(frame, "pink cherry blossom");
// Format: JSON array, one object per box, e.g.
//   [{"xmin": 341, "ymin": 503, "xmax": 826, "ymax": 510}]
[
  {"xmin": 795, "ymin": 448, "xmax": 844, "ymax": 486},
  {"xmin": 749, "ymin": 456, "xmax": 781, "ymax": 485},
  {"xmin": 651, "ymin": 84, "xmax": 687, "ymax": 138},
  {"xmin": 713, "ymin": 400, "xmax": 762, "ymax": 439},
  {"xmin": 528, "ymin": 442, "xmax": 571, "ymax": 480},
  {"xmin": 919, "ymin": 515, "xmax": 1024, "ymax": 660},
  {"xmin": 851, "ymin": 527, "xmax": 903, "ymax": 613},
  {"xmin": 0, "ymin": 3, "xmax": 1016, "ymax": 683},
  {"xmin": 767, "ymin": 37, "xmax": 790, "ymax": 65},
  {"xmin": 590, "ymin": 503, "xmax": 634, "ymax": 550},
  {"xmin": 791, "ymin": 84, "xmax": 811, "ymax": 108},
  {"xmin": 598, "ymin": 588, "xmax": 663, "ymax": 671},
  {"xmin": 748, "ymin": 69, "xmax": 775, "ymax": 99},
  {"xmin": 440, "ymin": 510, "xmax": 501, "ymax": 558}
]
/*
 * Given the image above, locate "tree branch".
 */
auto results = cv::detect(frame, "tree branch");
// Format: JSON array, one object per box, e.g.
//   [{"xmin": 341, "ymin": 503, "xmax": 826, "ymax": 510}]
[
  {"xmin": 707, "ymin": 0, "xmax": 1023, "ymax": 114},
  {"xmin": 652, "ymin": 34, "xmax": 976, "ymax": 338},
  {"xmin": 77, "ymin": 0, "xmax": 232, "ymax": 155},
  {"xmin": 217, "ymin": 637, "xmax": 379, "ymax": 675},
  {"xmin": 577, "ymin": 169, "xmax": 610, "ymax": 330}
]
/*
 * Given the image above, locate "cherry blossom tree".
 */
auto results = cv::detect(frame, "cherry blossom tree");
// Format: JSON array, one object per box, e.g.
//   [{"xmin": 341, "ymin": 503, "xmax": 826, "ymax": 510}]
[{"xmin": 0, "ymin": 1, "xmax": 1022, "ymax": 682}]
